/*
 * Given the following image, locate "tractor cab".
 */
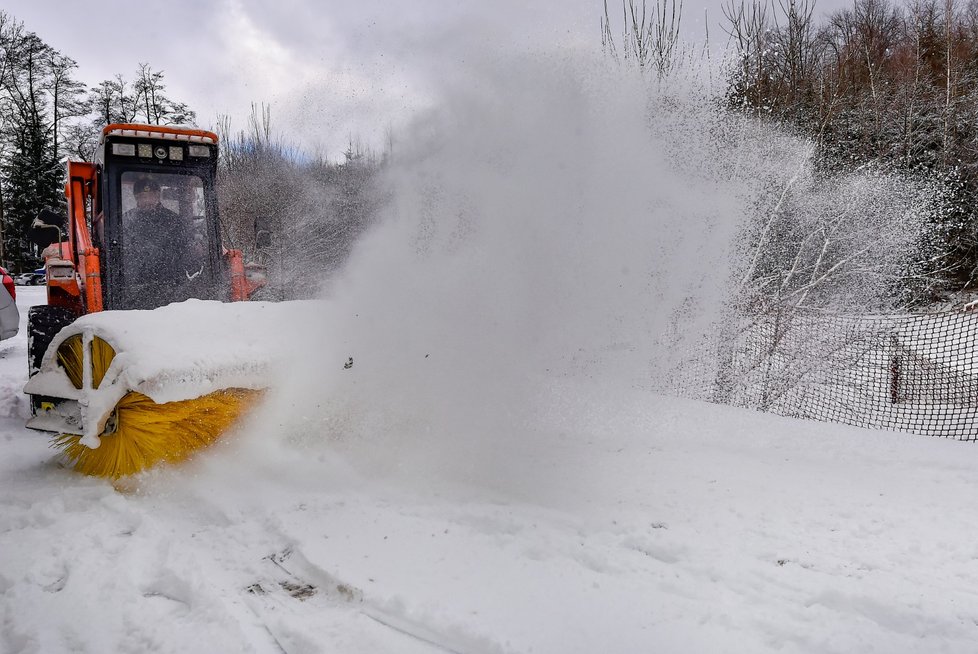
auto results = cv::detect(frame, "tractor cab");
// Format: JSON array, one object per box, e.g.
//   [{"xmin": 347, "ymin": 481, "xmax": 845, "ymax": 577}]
[
  {"xmin": 95, "ymin": 126, "xmax": 226, "ymax": 310},
  {"xmin": 30, "ymin": 122, "xmax": 263, "ymax": 328}
]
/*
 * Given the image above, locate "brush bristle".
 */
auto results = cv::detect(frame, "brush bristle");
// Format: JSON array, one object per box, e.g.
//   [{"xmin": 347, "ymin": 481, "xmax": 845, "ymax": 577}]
[{"xmin": 52, "ymin": 389, "xmax": 261, "ymax": 478}]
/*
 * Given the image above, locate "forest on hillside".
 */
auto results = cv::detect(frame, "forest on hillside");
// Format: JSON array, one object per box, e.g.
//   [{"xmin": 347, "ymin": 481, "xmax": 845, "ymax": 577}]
[
  {"xmin": 723, "ymin": 0, "xmax": 978, "ymax": 301},
  {"xmin": 603, "ymin": 0, "xmax": 978, "ymax": 307}
]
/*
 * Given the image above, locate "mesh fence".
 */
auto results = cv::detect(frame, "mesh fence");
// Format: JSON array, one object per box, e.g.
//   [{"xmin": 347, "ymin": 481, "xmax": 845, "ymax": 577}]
[{"xmin": 660, "ymin": 308, "xmax": 978, "ymax": 440}]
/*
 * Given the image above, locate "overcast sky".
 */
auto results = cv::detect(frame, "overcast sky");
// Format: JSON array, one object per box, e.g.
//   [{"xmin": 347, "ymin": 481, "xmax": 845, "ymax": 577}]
[{"xmin": 7, "ymin": 0, "xmax": 851, "ymax": 160}]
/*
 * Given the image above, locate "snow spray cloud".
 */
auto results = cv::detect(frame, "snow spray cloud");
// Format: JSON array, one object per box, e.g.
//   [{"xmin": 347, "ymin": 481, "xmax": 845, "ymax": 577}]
[{"xmin": 245, "ymin": 51, "xmax": 819, "ymax": 492}]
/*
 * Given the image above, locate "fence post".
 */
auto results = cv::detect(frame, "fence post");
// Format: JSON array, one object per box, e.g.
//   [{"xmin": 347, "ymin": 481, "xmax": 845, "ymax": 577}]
[{"xmin": 889, "ymin": 334, "xmax": 901, "ymax": 404}]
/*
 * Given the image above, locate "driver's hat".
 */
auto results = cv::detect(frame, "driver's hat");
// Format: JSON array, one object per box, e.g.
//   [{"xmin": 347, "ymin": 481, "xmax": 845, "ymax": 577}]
[{"xmin": 132, "ymin": 177, "xmax": 161, "ymax": 194}]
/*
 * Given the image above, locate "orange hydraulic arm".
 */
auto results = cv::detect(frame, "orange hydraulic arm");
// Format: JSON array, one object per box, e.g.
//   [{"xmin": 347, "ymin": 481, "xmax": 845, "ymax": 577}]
[
  {"xmin": 226, "ymin": 249, "xmax": 266, "ymax": 301},
  {"xmin": 48, "ymin": 161, "xmax": 102, "ymax": 314}
]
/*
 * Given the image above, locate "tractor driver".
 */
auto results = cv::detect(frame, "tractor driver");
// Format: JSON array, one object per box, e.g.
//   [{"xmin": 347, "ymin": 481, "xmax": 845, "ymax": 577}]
[
  {"xmin": 122, "ymin": 175, "xmax": 201, "ymax": 303},
  {"xmin": 129, "ymin": 176, "xmax": 175, "ymax": 219}
]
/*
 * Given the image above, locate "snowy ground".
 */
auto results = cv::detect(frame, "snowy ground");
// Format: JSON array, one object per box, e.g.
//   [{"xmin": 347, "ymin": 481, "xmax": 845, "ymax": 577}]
[{"xmin": 3, "ymin": 286, "xmax": 978, "ymax": 653}]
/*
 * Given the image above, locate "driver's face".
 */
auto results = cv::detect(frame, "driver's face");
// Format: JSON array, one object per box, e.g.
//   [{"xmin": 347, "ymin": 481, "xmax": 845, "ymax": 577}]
[{"xmin": 135, "ymin": 188, "xmax": 160, "ymax": 210}]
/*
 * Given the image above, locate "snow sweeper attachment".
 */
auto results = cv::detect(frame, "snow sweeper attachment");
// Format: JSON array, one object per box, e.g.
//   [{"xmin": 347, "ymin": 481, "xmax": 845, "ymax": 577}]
[
  {"xmin": 23, "ymin": 300, "xmax": 314, "ymax": 477},
  {"xmin": 24, "ymin": 123, "xmax": 287, "ymax": 479}
]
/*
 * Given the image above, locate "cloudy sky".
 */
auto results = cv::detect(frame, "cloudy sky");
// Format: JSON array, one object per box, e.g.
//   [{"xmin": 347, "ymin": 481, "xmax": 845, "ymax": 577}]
[{"xmin": 7, "ymin": 0, "xmax": 850, "ymax": 160}]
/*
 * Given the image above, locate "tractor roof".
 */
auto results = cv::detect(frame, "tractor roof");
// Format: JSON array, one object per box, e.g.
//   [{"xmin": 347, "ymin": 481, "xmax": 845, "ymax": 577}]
[{"xmin": 101, "ymin": 123, "xmax": 218, "ymax": 144}]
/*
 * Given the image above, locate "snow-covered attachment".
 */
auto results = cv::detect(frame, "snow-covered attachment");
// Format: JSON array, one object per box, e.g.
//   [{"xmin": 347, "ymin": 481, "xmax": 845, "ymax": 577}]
[{"xmin": 25, "ymin": 299, "xmax": 319, "ymax": 476}]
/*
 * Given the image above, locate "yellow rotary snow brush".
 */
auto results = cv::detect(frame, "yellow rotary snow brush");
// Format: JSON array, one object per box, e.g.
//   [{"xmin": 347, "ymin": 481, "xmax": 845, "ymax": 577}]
[
  {"xmin": 51, "ymin": 334, "xmax": 258, "ymax": 477},
  {"xmin": 52, "ymin": 390, "xmax": 261, "ymax": 478},
  {"xmin": 25, "ymin": 300, "xmax": 313, "ymax": 480}
]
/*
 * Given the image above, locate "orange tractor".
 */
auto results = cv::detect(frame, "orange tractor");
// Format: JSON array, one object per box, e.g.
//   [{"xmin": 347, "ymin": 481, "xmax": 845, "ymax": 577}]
[{"xmin": 25, "ymin": 123, "xmax": 274, "ymax": 478}]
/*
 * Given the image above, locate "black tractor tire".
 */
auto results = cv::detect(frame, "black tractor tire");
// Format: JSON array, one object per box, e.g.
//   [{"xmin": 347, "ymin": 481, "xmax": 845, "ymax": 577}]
[{"xmin": 27, "ymin": 305, "xmax": 76, "ymax": 415}]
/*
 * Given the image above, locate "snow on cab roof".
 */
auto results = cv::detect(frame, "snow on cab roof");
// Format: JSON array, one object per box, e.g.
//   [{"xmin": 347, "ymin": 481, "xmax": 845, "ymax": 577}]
[{"xmin": 101, "ymin": 123, "xmax": 218, "ymax": 144}]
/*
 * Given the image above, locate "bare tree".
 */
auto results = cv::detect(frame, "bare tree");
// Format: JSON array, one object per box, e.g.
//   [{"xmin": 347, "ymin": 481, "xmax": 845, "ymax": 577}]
[
  {"xmin": 602, "ymin": 0, "xmax": 685, "ymax": 77},
  {"xmin": 133, "ymin": 63, "xmax": 194, "ymax": 126},
  {"xmin": 216, "ymin": 104, "xmax": 385, "ymax": 298},
  {"xmin": 723, "ymin": 0, "xmax": 773, "ymax": 112},
  {"xmin": 46, "ymin": 50, "xmax": 86, "ymax": 161}
]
